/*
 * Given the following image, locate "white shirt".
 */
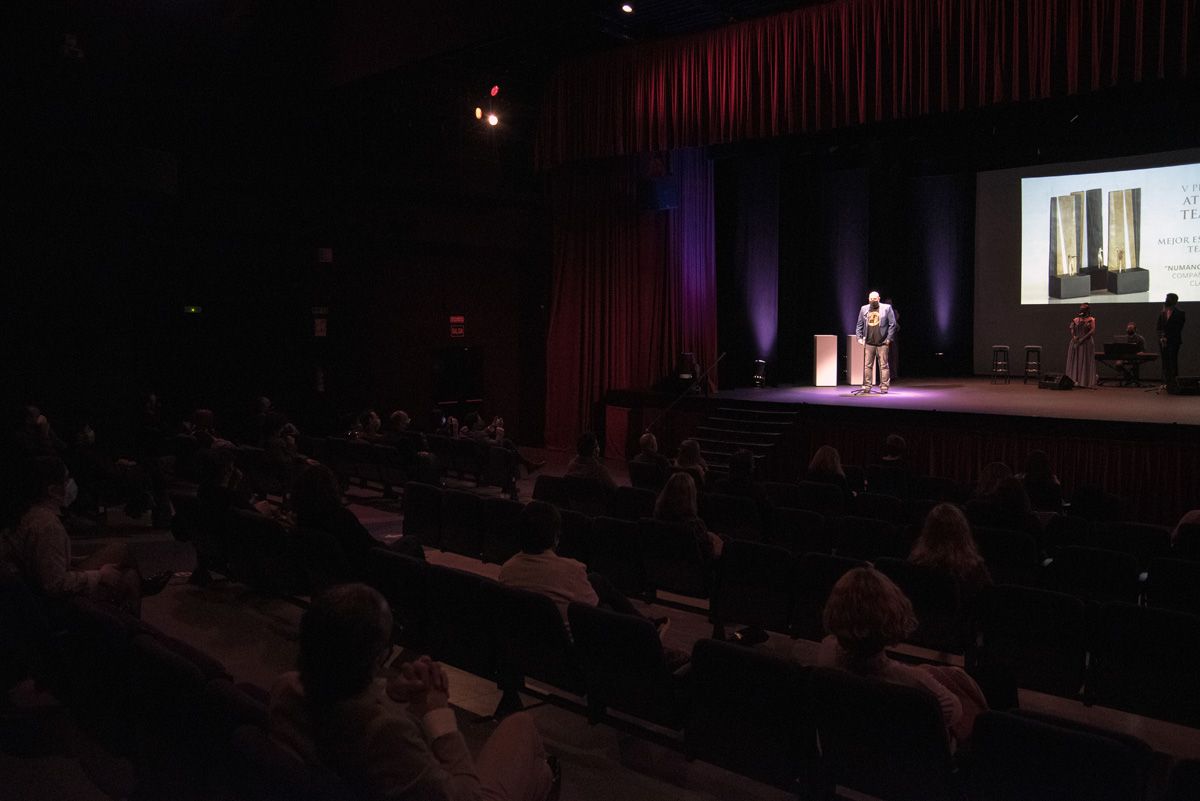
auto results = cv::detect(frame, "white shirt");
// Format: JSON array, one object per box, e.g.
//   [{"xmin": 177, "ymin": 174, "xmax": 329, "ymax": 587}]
[{"xmin": 498, "ymin": 551, "xmax": 599, "ymax": 625}]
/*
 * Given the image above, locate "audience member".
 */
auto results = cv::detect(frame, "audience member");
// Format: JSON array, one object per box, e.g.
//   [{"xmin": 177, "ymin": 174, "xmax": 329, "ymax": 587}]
[
  {"xmin": 818, "ymin": 566, "xmax": 985, "ymax": 743},
  {"xmin": 189, "ymin": 447, "xmax": 260, "ymax": 586},
  {"xmin": 353, "ymin": 410, "xmax": 385, "ymax": 443},
  {"xmin": 565, "ymin": 432, "xmax": 616, "ymax": 491},
  {"xmin": 67, "ymin": 422, "xmax": 161, "ymax": 521},
  {"xmin": 973, "ymin": 461, "xmax": 1012, "ymax": 499},
  {"xmin": 460, "ymin": 412, "xmax": 545, "ymax": 475},
  {"xmin": 909, "ymin": 503, "xmax": 992, "ymax": 604},
  {"xmin": 290, "ymin": 463, "xmax": 423, "ymax": 572},
  {"xmin": 878, "ymin": 433, "xmax": 908, "ymax": 467},
  {"xmin": 673, "ymin": 438, "xmax": 708, "ymax": 488},
  {"xmin": 1016, "ymin": 450, "xmax": 1063, "ymax": 511},
  {"xmin": 966, "ymin": 476, "xmax": 1040, "ymax": 535},
  {"xmin": 805, "ymin": 445, "xmax": 851, "ymax": 499},
  {"xmin": 185, "ymin": 408, "xmax": 232, "ymax": 449},
  {"xmin": 710, "ymin": 449, "xmax": 769, "ymax": 505},
  {"xmin": 654, "ymin": 472, "xmax": 724, "ymax": 559},
  {"xmin": 0, "ymin": 457, "xmax": 169, "ymax": 616},
  {"xmin": 262, "ymin": 411, "xmax": 306, "ymax": 485},
  {"xmin": 135, "ymin": 392, "xmax": 168, "ymax": 459},
  {"xmin": 630, "ymin": 432, "xmax": 671, "ymax": 470},
  {"xmin": 14, "ymin": 405, "xmax": 68, "ymax": 459},
  {"xmin": 269, "ymin": 584, "xmax": 558, "ymax": 801}
]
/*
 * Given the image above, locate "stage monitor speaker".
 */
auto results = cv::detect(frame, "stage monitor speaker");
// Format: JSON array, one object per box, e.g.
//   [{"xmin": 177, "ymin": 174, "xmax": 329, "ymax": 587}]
[
  {"xmin": 1038, "ymin": 373, "xmax": 1075, "ymax": 390},
  {"xmin": 1167, "ymin": 377, "xmax": 1200, "ymax": 395},
  {"xmin": 637, "ymin": 175, "xmax": 680, "ymax": 211}
]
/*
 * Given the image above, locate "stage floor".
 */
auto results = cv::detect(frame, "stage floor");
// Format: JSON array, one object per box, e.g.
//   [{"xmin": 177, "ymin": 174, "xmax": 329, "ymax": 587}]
[{"xmin": 715, "ymin": 377, "xmax": 1199, "ymax": 428}]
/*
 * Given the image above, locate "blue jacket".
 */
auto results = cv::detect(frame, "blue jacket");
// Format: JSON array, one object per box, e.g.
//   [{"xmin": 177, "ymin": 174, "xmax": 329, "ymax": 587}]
[{"xmin": 856, "ymin": 303, "xmax": 898, "ymax": 344}]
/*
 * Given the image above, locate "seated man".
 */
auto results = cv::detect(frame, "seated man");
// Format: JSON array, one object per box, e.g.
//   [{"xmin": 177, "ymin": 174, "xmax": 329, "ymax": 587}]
[
  {"xmin": 1, "ymin": 457, "xmax": 169, "ymax": 616},
  {"xmin": 499, "ymin": 502, "xmax": 673, "ymax": 641},
  {"xmin": 564, "ymin": 432, "xmax": 616, "ymax": 491},
  {"xmin": 269, "ymin": 584, "xmax": 558, "ymax": 801},
  {"xmin": 630, "ymin": 432, "xmax": 671, "ymax": 470}
]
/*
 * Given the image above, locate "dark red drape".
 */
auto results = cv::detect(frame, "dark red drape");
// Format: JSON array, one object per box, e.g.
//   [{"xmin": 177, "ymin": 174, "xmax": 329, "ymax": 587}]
[
  {"xmin": 545, "ymin": 150, "xmax": 716, "ymax": 450},
  {"xmin": 537, "ymin": 0, "xmax": 1195, "ymax": 169}
]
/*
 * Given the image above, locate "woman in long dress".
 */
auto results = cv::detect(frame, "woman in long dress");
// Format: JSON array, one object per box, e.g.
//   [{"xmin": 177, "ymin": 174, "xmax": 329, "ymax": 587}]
[{"xmin": 1065, "ymin": 303, "xmax": 1097, "ymax": 388}]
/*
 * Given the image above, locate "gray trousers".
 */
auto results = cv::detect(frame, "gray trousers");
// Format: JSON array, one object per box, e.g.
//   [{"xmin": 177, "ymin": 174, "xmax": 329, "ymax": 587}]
[{"xmin": 863, "ymin": 343, "xmax": 891, "ymax": 389}]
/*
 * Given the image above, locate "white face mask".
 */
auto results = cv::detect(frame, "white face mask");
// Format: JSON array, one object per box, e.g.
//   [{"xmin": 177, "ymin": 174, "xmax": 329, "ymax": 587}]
[{"xmin": 51, "ymin": 478, "xmax": 78, "ymax": 509}]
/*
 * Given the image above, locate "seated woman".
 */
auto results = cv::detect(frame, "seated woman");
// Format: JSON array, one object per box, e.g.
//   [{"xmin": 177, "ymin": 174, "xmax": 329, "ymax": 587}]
[
  {"xmin": 804, "ymin": 445, "xmax": 851, "ymax": 499},
  {"xmin": 269, "ymin": 584, "xmax": 558, "ymax": 801},
  {"xmin": 352, "ymin": 410, "xmax": 385, "ymax": 443},
  {"xmin": 972, "ymin": 461, "xmax": 1011, "ymax": 499},
  {"xmin": 0, "ymin": 457, "xmax": 169, "ymax": 617},
  {"xmin": 909, "ymin": 503, "xmax": 993, "ymax": 608},
  {"xmin": 966, "ymin": 477, "xmax": 1041, "ymax": 536},
  {"xmin": 654, "ymin": 472, "xmax": 724, "ymax": 559},
  {"xmin": 1016, "ymin": 450, "xmax": 1062, "ymax": 512},
  {"xmin": 564, "ymin": 432, "xmax": 616, "ymax": 491},
  {"xmin": 289, "ymin": 464, "xmax": 424, "ymax": 574},
  {"xmin": 672, "ymin": 439, "xmax": 708, "ymax": 488},
  {"xmin": 818, "ymin": 566, "xmax": 985, "ymax": 744}
]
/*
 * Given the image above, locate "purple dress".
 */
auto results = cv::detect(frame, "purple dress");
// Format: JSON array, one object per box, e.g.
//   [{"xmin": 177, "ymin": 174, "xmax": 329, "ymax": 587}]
[{"xmin": 1065, "ymin": 315, "xmax": 1097, "ymax": 387}]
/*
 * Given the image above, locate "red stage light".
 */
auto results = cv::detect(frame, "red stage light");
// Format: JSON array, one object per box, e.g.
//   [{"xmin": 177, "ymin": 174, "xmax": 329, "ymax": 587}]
[{"xmin": 490, "ymin": 85, "xmax": 500, "ymax": 97}]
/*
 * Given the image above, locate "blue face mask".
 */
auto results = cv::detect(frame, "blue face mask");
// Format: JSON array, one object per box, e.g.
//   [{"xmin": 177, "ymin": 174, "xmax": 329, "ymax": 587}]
[{"xmin": 63, "ymin": 478, "xmax": 79, "ymax": 508}]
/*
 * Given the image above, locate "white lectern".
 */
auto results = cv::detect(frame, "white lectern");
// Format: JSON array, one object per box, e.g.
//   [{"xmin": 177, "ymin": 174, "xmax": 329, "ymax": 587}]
[
  {"xmin": 846, "ymin": 335, "xmax": 878, "ymax": 386},
  {"xmin": 814, "ymin": 335, "xmax": 838, "ymax": 386}
]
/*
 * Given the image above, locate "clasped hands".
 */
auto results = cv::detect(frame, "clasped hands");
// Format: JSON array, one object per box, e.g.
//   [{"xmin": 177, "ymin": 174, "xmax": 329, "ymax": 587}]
[{"xmin": 386, "ymin": 655, "xmax": 450, "ymax": 716}]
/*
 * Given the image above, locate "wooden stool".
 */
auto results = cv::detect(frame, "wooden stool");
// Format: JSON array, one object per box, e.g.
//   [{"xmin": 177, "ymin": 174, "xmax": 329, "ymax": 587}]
[
  {"xmin": 991, "ymin": 345, "xmax": 1010, "ymax": 384},
  {"xmin": 1023, "ymin": 345, "xmax": 1042, "ymax": 384}
]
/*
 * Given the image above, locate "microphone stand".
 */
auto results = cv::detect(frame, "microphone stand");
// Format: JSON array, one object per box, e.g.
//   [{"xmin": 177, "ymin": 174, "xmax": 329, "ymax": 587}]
[{"xmin": 644, "ymin": 352, "xmax": 727, "ymax": 435}]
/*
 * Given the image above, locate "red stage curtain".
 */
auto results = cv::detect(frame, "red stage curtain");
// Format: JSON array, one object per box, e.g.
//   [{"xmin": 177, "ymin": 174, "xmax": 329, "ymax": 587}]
[
  {"xmin": 545, "ymin": 150, "xmax": 716, "ymax": 450},
  {"xmin": 537, "ymin": 0, "xmax": 1195, "ymax": 168}
]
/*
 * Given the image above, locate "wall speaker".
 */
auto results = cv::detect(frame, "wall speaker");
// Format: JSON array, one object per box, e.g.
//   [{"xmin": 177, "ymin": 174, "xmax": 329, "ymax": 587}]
[
  {"xmin": 1038, "ymin": 373, "xmax": 1075, "ymax": 390},
  {"xmin": 1167, "ymin": 376, "xmax": 1200, "ymax": 395}
]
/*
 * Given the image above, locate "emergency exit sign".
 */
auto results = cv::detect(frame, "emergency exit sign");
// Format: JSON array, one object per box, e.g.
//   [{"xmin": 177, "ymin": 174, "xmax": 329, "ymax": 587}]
[{"xmin": 449, "ymin": 315, "xmax": 465, "ymax": 338}]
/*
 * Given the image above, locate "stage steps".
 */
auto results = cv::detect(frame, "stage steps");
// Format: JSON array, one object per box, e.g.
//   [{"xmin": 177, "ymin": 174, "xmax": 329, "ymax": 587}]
[{"xmin": 688, "ymin": 406, "xmax": 800, "ymax": 481}]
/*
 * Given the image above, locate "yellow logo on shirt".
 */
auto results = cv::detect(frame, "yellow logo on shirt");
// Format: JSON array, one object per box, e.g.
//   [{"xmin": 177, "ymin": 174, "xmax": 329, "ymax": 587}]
[{"xmin": 866, "ymin": 311, "xmax": 881, "ymax": 327}]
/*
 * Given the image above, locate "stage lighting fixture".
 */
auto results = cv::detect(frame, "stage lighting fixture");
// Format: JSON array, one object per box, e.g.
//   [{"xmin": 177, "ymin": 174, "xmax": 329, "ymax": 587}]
[
  {"xmin": 474, "ymin": 107, "xmax": 482, "ymax": 119},
  {"xmin": 621, "ymin": 3, "xmax": 634, "ymax": 12},
  {"xmin": 490, "ymin": 85, "xmax": 500, "ymax": 97},
  {"xmin": 487, "ymin": 113, "xmax": 499, "ymax": 126},
  {"xmin": 753, "ymin": 359, "xmax": 767, "ymax": 387}
]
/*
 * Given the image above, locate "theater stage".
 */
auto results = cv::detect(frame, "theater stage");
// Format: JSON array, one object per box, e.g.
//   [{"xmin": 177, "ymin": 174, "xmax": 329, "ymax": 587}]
[
  {"xmin": 711, "ymin": 377, "xmax": 1199, "ymax": 428},
  {"xmin": 601, "ymin": 377, "xmax": 1199, "ymax": 524}
]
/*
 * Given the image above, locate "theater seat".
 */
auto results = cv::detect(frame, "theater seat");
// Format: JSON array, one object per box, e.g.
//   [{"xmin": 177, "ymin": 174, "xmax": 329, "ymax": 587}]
[
  {"xmin": 611, "ymin": 485, "xmax": 656, "ymax": 522},
  {"xmin": 685, "ymin": 639, "xmax": 817, "ymax": 792},
  {"xmin": 228, "ymin": 724, "xmax": 358, "ymax": 801},
  {"xmin": 1043, "ymin": 546, "xmax": 1141, "ymax": 605},
  {"xmin": 965, "ymin": 710, "xmax": 1153, "ymax": 801},
  {"xmin": 1144, "ymin": 557, "xmax": 1200, "ymax": 615},
  {"xmin": 401, "ymin": 482, "xmax": 443, "ymax": 548},
  {"xmin": 974, "ymin": 584, "xmax": 1087, "ymax": 700},
  {"xmin": 481, "ymin": 496, "xmax": 524, "ymax": 565},
  {"xmin": 639, "ymin": 518, "xmax": 713, "ymax": 599},
  {"xmin": 828, "ymin": 515, "xmax": 908, "ymax": 561},
  {"xmin": 765, "ymin": 506, "xmax": 827, "ymax": 555},
  {"xmin": 809, "ymin": 667, "xmax": 958, "ymax": 801},
  {"xmin": 440, "ymin": 489, "xmax": 484, "ymax": 558},
  {"xmin": 587, "ymin": 517, "xmax": 646, "ymax": 597},
  {"xmin": 482, "ymin": 582, "xmax": 585, "ymax": 707},
  {"xmin": 790, "ymin": 553, "xmax": 865, "ymax": 642},
  {"xmin": 710, "ymin": 540, "xmax": 794, "ymax": 638}
]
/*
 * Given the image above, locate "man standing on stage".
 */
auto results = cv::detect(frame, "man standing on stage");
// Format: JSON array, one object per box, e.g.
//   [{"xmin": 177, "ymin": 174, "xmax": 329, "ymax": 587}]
[
  {"xmin": 1157, "ymin": 293, "xmax": 1186, "ymax": 388},
  {"xmin": 856, "ymin": 291, "xmax": 898, "ymax": 394}
]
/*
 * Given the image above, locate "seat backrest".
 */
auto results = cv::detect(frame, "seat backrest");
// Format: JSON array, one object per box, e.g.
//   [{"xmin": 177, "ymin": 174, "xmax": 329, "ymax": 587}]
[
  {"xmin": 1089, "ymin": 521, "xmax": 1171, "ymax": 567},
  {"xmin": 568, "ymin": 602, "xmax": 684, "ymax": 729},
  {"xmin": 401, "ymin": 482, "xmax": 443, "ymax": 547},
  {"xmin": 611, "ymin": 485, "xmax": 656, "ymax": 521},
  {"xmin": 851, "ymin": 491, "xmax": 905, "ymax": 524},
  {"xmin": 423, "ymin": 565, "xmax": 497, "ymax": 680},
  {"xmin": 531, "ymin": 474, "xmax": 568, "ymax": 507},
  {"xmin": 974, "ymin": 526, "xmax": 1041, "ymax": 587},
  {"xmin": 766, "ymin": 506, "xmax": 828, "ymax": 554},
  {"xmin": 809, "ymin": 667, "xmax": 958, "ymax": 801},
  {"xmin": 790, "ymin": 553, "xmax": 866, "ymax": 641},
  {"xmin": 481, "ymin": 582, "xmax": 584, "ymax": 696},
  {"xmin": 828, "ymin": 515, "xmax": 908, "ymax": 561},
  {"xmin": 639, "ymin": 518, "xmax": 712, "ymax": 599},
  {"xmin": 1166, "ymin": 759, "xmax": 1200, "ymax": 801},
  {"xmin": 1087, "ymin": 602, "xmax": 1200, "ymax": 727},
  {"xmin": 866, "ymin": 463, "xmax": 911, "ymax": 499},
  {"xmin": 976, "ymin": 583, "xmax": 1087, "ymax": 699},
  {"xmin": 1173, "ymin": 523, "xmax": 1200, "ymax": 561},
  {"xmin": 1145, "ymin": 557, "xmax": 1200, "ymax": 616},
  {"xmin": 557, "ymin": 509, "xmax": 592, "ymax": 566},
  {"xmin": 364, "ymin": 548, "xmax": 430, "ymax": 650},
  {"xmin": 762, "ymin": 481, "xmax": 844, "ymax": 515},
  {"xmin": 228, "ymin": 724, "xmax": 359, "ymax": 801},
  {"xmin": 481, "ymin": 497, "xmax": 524, "ymax": 565},
  {"xmin": 711, "ymin": 541, "xmax": 794, "ymax": 634},
  {"xmin": 560, "ymin": 475, "xmax": 614, "ymax": 517},
  {"xmin": 1044, "ymin": 546, "xmax": 1141, "ymax": 604},
  {"xmin": 965, "ymin": 710, "xmax": 1153, "ymax": 801},
  {"xmin": 698, "ymin": 492, "xmax": 762, "ymax": 540},
  {"xmin": 479, "ymin": 445, "xmax": 517, "ymax": 491},
  {"xmin": 627, "ymin": 460, "xmax": 668, "ymax": 492},
  {"xmin": 440, "ymin": 489, "xmax": 484, "ymax": 558},
  {"xmin": 875, "ymin": 558, "xmax": 969, "ymax": 654},
  {"xmin": 685, "ymin": 639, "xmax": 816, "ymax": 791},
  {"xmin": 587, "ymin": 516, "xmax": 646, "ymax": 596}
]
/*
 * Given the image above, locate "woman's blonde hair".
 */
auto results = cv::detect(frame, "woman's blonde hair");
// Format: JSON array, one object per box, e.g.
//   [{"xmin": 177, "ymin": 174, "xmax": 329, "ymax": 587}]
[
  {"xmin": 655, "ymin": 471, "xmax": 698, "ymax": 521},
  {"xmin": 675, "ymin": 439, "xmax": 707, "ymax": 469},
  {"xmin": 909, "ymin": 503, "xmax": 986, "ymax": 581},
  {"xmin": 822, "ymin": 567, "xmax": 917, "ymax": 657},
  {"xmin": 807, "ymin": 445, "xmax": 844, "ymax": 477}
]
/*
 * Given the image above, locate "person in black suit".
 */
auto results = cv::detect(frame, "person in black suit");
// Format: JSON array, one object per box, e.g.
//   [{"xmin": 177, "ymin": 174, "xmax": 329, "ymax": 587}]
[{"xmin": 1156, "ymin": 293, "xmax": 1186, "ymax": 387}]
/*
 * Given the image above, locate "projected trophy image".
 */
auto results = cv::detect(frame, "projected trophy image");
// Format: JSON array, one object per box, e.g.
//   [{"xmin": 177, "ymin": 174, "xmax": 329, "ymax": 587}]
[
  {"xmin": 1106, "ymin": 188, "xmax": 1147, "ymax": 293},
  {"xmin": 1047, "ymin": 192, "xmax": 1095, "ymax": 299}
]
